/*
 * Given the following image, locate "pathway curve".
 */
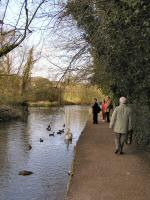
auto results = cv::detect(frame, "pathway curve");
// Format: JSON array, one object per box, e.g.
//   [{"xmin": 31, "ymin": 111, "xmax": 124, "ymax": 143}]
[{"xmin": 66, "ymin": 118, "xmax": 150, "ymax": 200}]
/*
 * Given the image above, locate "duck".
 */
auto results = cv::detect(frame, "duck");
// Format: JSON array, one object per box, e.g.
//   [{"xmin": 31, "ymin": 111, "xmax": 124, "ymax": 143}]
[
  {"xmin": 46, "ymin": 124, "xmax": 51, "ymax": 131},
  {"xmin": 57, "ymin": 129, "xmax": 65, "ymax": 134},
  {"xmin": 65, "ymin": 128, "xmax": 72, "ymax": 140},
  {"xmin": 18, "ymin": 170, "xmax": 33, "ymax": 176},
  {"xmin": 40, "ymin": 138, "xmax": 43, "ymax": 142},
  {"xmin": 49, "ymin": 132, "xmax": 55, "ymax": 136},
  {"xmin": 28, "ymin": 144, "xmax": 32, "ymax": 150},
  {"xmin": 57, "ymin": 130, "xmax": 62, "ymax": 135}
]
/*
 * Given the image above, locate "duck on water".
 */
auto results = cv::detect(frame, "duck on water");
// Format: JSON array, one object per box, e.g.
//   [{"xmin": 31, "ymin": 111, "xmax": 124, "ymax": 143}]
[
  {"xmin": 46, "ymin": 124, "xmax": 51, "ymax": 131},
  {"xmin": 49, "ymin": 132, "xmax": 55, "ymax": 136}
]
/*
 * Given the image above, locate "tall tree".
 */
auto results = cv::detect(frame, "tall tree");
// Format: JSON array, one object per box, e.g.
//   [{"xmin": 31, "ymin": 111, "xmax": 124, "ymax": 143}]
[
  {"xmin": 21, "ymin": 47, "xmax": 34, "ymax": 97},
  {"xmin": 67, "ymin": 0, "xmax": 150, "ymax": 104},
  {"xmin": 66, "ymin": 0, "xmax": 150, "ymax": 146}
]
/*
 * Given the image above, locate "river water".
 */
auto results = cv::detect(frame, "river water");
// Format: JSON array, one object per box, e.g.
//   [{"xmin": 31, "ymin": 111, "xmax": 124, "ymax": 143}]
[{"xmin": 0, "ymin": 105, "xmax": 90, "ymax": 200}]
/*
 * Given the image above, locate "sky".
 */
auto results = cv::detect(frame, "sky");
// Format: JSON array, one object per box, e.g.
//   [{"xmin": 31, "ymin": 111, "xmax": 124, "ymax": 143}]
[{"xmin": 0, "ymin": 0, "xmax": 90, "ymax": 81}]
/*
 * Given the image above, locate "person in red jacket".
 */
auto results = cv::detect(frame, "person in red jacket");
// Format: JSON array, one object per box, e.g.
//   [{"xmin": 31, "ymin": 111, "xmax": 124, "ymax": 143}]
[{"xmin": 101, "ymin": 100, "xmax": 107, "ymax": 121}]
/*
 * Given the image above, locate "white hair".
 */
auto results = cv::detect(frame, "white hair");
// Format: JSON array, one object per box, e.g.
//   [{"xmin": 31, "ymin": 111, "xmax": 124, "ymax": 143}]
[{"xmin": 119, "ymin": 97, "xmax": 127, "ymax": 104}]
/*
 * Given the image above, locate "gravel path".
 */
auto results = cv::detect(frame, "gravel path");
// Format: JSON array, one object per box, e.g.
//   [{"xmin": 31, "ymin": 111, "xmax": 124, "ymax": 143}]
[{"xmin": 66, "ymin": 118, "xmax": 150, "ymax": 200}]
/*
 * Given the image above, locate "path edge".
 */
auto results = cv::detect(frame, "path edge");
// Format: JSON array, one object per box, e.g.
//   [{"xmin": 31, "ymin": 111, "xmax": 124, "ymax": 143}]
[{"xmin": 64, "ymin": 116, "xmax": 91, "ymax": 200}]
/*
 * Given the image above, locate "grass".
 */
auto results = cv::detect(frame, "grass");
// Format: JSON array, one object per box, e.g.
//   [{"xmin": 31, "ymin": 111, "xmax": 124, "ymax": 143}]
[{"xmin": 29, "ymin": 101, "xmax": 60, "ymax": 107}]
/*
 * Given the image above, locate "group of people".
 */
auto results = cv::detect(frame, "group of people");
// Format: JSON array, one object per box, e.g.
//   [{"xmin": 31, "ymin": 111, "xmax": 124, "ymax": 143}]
[
  {"xmin": 92, "ymin": 96, "xmax": 133, "ymax": 154},
  {"xmin": 92, "ymin": 96, "xmax": 113, "ymax": 124}
]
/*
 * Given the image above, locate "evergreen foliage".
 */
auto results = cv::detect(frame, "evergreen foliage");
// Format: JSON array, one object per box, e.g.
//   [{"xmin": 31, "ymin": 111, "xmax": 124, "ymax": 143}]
[{"xmin": 67, "ymin": 0, "xmax": 150, "ymax": 147}]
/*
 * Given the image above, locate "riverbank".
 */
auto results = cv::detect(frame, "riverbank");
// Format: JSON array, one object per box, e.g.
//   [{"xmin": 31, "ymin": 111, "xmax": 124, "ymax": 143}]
[
  {"xmin": 29, "ymin": 101, "xmax": 60, "ymax": 107},
  {"xmin": 66, "ymin": 118, "xmax": 150, "ymax": 200},
  {"xmin": 29, "ymin": 101, "xmax": 90, "ymax": 107},
  {"xmin": 0, "ymin": 106, "xmax": 22, "ymax": 122},
  {"xmin": 0, "ymin": 102, "xmax": 90, "ymax": 122}
]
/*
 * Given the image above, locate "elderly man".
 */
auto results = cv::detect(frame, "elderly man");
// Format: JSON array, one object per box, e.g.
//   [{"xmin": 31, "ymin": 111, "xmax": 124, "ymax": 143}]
[{"xmin": 109, "ymin": 97, "xmax": 133, "ymax": 154}]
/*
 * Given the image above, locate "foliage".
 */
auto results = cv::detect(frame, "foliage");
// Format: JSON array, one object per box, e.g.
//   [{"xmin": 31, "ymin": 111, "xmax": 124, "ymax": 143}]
[
  {"xmin": 0, "ymin": 73, "xmax": 102, "ymax": 106},
  {"xmin": 29, "ymin": 77, "xmax": 61, "ymax": 102},
  {"xmin": 0, "ymin": 75, "xmax": 21, "ymax": 105},
  {"xmin": 67, "ymin": 0, "xmax": 150, "ymax": 146},
  {"xmin": 67, "ymin": 0, "xmax": 150, "ymax": 102},
  {"xmin": 63, "ymin": 84, "xmax": 103, "ymax": 104}
]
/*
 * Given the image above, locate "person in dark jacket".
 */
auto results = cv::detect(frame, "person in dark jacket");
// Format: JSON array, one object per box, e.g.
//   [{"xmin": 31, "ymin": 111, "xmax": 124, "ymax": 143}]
[{"xmin": 92, "ymin": 98, "xmax": 100, "ymax": 124}]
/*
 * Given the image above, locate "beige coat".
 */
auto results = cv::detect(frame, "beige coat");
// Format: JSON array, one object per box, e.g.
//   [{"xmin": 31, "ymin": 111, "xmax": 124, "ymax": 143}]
[{"xmin": 109, "ymin": 104, "xmax": 132, "ymax": 134}]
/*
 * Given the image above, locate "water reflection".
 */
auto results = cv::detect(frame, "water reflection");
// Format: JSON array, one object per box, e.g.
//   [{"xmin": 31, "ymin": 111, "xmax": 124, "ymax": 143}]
[{"xmin": 0, "ymin": 105, "xmax": 89, "ymax": 200}]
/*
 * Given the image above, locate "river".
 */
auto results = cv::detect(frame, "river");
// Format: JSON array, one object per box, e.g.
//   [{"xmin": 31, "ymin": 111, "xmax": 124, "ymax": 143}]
[{"xmin": 0, "ymin": 105, "xmax": 90, "ymax": 200}]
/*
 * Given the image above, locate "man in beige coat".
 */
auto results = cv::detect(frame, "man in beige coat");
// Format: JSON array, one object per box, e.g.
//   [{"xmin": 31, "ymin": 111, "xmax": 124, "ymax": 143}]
[{"xmin": 109, "ymin": 97, "xmax": 132, "ymax": 154}]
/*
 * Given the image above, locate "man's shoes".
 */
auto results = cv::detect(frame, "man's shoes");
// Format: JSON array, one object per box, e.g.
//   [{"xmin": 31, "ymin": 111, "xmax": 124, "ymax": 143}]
[
  {"xmin": 115, "ymin": 149, "xmax": 119, "ymax": 154},
  {"xmin": 120, "ymin": 151, "xmax": 124, "ymax": 155}
]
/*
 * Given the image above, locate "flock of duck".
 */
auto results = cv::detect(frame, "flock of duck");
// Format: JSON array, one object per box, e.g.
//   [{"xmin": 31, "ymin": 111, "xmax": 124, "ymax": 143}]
[
  {"xmin": 46, "ymin": 123, "xmax": 73, "ymax": 140},
  {"xmin": 20, "ymin": 123, "xmax": 73, "ymax": 176},
  {"xmin": 27, "ymin": 123, "xmax": 73, "ymax": 151}
]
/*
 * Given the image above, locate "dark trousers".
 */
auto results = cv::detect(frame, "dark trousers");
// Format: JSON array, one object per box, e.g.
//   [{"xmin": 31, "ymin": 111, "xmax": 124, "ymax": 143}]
[
  {"xmin": 93, "ymin": 113, "xmax": 98, "ymax": 124},
  {"xmin": 106, "ymin": 112, "xmax": 110, "ymax": 122},
  {"xmin": 102, "ymin": 112, "xmax": 106, "ymax": 120}
]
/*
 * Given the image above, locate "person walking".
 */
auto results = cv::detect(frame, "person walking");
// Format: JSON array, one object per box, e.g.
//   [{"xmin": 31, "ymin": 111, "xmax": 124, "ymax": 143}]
[
  {"xmin": 98, "ymin": 101, "xmax": 103, "ymax": 121},
  {"xmin": 106, "ymin": 96, "xmax": 113, "ymax": 122},
  {"xmin": 92, "ymin": 98, "xmax": 100, "ymax": 124},
  {"xmin": 101, "ymin": 100, "xmax": 107, "ymax": 121},
  {"xmin": 109, "ymin": 97, "xmax": 132, "ymax": 154}
]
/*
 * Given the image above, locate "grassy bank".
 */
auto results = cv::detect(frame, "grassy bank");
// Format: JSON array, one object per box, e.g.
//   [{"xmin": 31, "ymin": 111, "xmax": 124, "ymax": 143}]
[
  {"xmin": 29, "ymin": 101, "xmax": 92, "ymax": 107},
  {"xmin": 29, "ymin": 101, "xmax": 60, "ymax": 107}
]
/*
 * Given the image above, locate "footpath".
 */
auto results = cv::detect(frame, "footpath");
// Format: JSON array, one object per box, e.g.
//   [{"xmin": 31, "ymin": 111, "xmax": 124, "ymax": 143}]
[{"xmin": 66, "ymin": 118, "xmax": 150, "ymax": 200}]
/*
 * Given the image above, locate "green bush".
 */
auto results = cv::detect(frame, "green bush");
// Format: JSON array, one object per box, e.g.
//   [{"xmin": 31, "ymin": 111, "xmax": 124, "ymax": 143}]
[{"xmin": 67, "ymin": 0, "xmax": 150, "ymax": 147}]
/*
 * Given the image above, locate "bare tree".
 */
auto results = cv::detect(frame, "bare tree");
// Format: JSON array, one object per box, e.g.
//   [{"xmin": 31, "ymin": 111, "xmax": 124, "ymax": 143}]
[
  {"xmin": 41, "ymin": 11, "xmax": 92, "ymax": 86},
  {"xmin": 0, "ymin": 0, "xmax": 92, "ymax": 85},
  {"xmin": 0, "ymin": 0, "xmax": 65, "ymax": 58}
]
